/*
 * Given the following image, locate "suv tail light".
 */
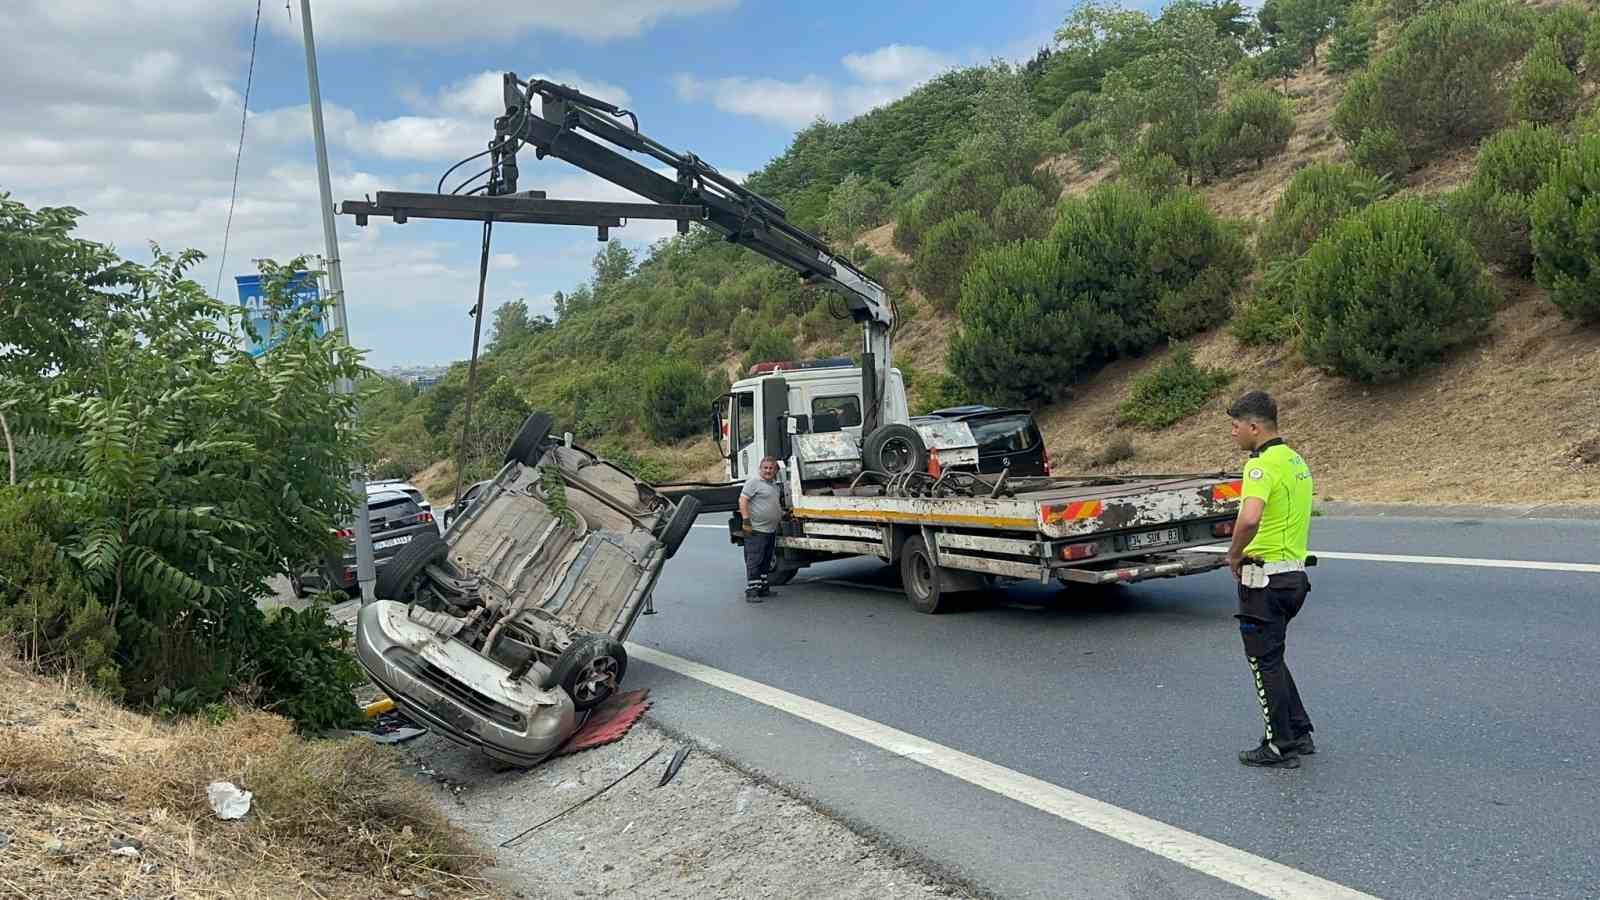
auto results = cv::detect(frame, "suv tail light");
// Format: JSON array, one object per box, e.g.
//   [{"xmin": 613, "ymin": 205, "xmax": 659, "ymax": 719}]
[
  {"xmin": 1059, "ymin": 542, "xmax": 1098, "ymax": 561},
  {"xmin": 1043, "ymin": 446, "xmax": 1053, "ymax": 476},
  {"xmin": 1212, "ymin": 521, "xmax": 1235, "ymax": 538},
  {"xmin": 333, "ymin": 527, "xmax": 354, "ymax": 540},
  {"xmin": 415, "ymin": 511, "xmax": 433, "ymax": 524}
]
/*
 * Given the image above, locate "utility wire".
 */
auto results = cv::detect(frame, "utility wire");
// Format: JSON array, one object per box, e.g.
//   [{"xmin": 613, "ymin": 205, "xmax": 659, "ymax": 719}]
[{"xmin": 216, "ymin": 0, "xmax": 264, "ymax": 299}]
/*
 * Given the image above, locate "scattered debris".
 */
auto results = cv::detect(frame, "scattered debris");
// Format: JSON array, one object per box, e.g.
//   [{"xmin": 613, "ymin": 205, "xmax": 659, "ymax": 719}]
[
  {"xmin": 499, "ymin": 746, "xmax": 665, "ymax": 849},
  {"xmin": 657, "ymin": 747, "xmax": 690, "ymax": 787},
  {"xmin": 207, "ymin": 781, "xmax": 253, "ymax": 820},
  {"xmin": 0, "ymin": 831, "xmax": 9, "ymax": 851}
]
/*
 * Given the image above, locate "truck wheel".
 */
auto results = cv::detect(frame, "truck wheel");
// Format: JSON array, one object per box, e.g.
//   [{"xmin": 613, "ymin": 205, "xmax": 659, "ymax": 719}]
[
  {"xmin": 375, "ymin": 531, "xmax": 446, "ymax": 601},
  {"xmin": 899, "ymin": 536, "xmax": 946, "ymax": 614},
  {"xmin": 659, "ymin": 495, "xmax": 700, "ymax": 559},
  {"xmin": 767, "ymin": 566, "xmax": 798, "ymax": 586},
  {"xmin": 505, "ymin": 412, "xmax": 554, "ymax": 465},
  {"xmin": 544, "ymin": 635, "xmax": 628, "ymax": 711},
  {"xmin": 864, "ymin": 424, "xmax": 928, "ymax": 476}
]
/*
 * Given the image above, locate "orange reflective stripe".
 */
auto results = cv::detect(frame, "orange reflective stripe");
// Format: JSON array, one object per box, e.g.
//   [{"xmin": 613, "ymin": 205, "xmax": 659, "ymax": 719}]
[
  {"xmin": 1042, "ymin": 500, "xmax": 1103, "ymax": 524},
  {"xmin": 1213, "ymin": 480, "xmax": 1243, "ymax": 501}
]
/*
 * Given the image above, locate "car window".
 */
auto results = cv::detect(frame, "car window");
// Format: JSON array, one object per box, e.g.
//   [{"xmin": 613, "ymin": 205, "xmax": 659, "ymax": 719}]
[
  {"xmin": 967, "ymin": 413, "xmax": 1041, "ymax": 455},
  {"xmin": 812, "ymin": 395, "xmax": 861, "ymax": 428},
  {"xmin": 736, "ymin": 392, "xmax": 755, "ymax": 450}
]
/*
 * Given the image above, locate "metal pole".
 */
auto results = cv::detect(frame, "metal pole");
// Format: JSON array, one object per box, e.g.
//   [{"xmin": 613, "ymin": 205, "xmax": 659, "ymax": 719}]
[{"xmin": 300, "ymin": 0, "xmax": 376, "ymax": 603}]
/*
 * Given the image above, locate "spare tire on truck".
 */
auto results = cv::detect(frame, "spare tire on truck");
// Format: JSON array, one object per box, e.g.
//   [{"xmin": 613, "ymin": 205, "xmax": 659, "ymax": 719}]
[{"xmin": 864, "ymin": 423, "xmax": 928, "ymax": 475}]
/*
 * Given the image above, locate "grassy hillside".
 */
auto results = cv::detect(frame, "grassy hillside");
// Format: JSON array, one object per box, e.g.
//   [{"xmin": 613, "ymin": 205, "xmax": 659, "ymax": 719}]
[{"xmin": 367, "ymin": 0, "xmax": 1600, "ymax": 510}]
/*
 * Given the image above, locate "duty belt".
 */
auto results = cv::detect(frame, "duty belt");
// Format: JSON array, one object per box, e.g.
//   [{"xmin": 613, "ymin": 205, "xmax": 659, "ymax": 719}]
[{"xmin": 1259, "ymin": 560, "xmax": 1306, "ymax": 575}]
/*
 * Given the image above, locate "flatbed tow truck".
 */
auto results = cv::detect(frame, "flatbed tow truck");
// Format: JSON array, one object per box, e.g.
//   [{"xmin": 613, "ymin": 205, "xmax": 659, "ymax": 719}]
[{"xmin": 341, "ymin": 73, "xmax": 1245, "ymax": 614}]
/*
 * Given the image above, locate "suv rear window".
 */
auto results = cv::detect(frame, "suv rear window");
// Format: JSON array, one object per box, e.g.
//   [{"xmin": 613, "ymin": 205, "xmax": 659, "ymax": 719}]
[{"xmin": 967, "ymin": 413, "xmax": 1041, "ymax": 455}]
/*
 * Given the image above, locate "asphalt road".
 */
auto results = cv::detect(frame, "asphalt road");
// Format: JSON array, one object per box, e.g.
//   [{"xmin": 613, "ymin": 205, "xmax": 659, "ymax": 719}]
[{"xmin": 623, "ymin": 515, "xmax": 1600, "ymax": 899}]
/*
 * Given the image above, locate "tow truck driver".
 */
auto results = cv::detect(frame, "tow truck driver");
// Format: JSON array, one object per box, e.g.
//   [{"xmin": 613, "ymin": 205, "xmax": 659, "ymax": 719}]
[{"xmin": 739, "ymin": 456, "xmax": 784, "ymax": 603}]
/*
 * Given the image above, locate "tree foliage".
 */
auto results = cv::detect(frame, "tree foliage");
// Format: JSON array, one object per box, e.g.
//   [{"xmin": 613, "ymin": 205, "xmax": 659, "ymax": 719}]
[
  {"xmin": 1530, "ymin": 133, "xmax": 1600, "ymax": 321},
  {"xmin": 1326, "ymin": 11, "xmax": 1375, "ymax": 73},
  {"xmin": 914, "ymin": 212, "xmax": 996, "ymax": 309},
  {"xmin": 642, "ymin": 359, "xmax": 722, "ymax": 442},
  {"xmin": 1205, "ymin": 87, "xmax": 1296, "ymax": 175},
  {"xmin": 1447, "ymin": 122, "xmax": 1566, "ymax": 275},
  {"xmin": 1118, "ymin": 345, "xmax": 1235, "ymax": 429},
  {"xmin": 1511, "ymin": 38, "xmax": 1581, "ymax": 126},
  {"xmin": 1257, "ymin": 162, "xmax": 1388, "ymax": 262},
  {"xmin": 1539, "ymin": 4, "xmax": 1590, "ymax": 71},
  {"xmin": 1351, "ymin": 126, "xmax": 1412, "ymax": 182},
  {"xmin": 1296, "ymin": 199, "xmax": 1498, "ymax": 382}
]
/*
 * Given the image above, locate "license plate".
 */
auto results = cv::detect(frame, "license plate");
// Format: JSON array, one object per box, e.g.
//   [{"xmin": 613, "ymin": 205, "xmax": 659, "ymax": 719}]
[
  {"xmin": 374, "ymin": 535, "xmax": 412, "ymax": 550},
  {"xmin": 1126, "ymin": 528, "xmax": 1181, "ymax": 551}
]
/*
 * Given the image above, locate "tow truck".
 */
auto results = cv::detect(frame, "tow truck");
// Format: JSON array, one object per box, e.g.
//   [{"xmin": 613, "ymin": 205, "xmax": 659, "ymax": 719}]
[{"xmin": 341, "ymin": 74, "xmax": 1246, "ymax": 616}]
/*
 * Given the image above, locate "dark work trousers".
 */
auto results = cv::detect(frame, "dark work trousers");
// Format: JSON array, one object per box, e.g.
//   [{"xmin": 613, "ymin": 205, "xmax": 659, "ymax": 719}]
[
  {"xmin": 1237, "ymin": 572, "xmax": 1314, "ymax": 748},
  {"xmin": 744, "ymin": 530, "xmax": 777, "ymax": 596}
]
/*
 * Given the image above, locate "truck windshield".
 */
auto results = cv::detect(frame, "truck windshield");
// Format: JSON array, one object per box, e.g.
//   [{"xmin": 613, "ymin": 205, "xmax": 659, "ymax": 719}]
[{"xmin": 968, "ymin": 414, "xmax": 1041, "ymax": 455}]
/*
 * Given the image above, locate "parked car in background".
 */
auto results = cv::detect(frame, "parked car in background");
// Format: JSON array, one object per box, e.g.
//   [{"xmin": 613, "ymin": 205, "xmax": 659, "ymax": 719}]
[
  {"xmin": 368, "ymin": 478, "xmax": 433, "ymax": 517},
  {"xmin": 912, "ymin": 405, "xmax": 1051, "ymax": 477},
  {"xmin": 291, "ymin": 486, "xmax": 438, "ymax": 597},
  {"xmin": 442, "ymin": 479, "xmax": 489, "ymax": 530}
]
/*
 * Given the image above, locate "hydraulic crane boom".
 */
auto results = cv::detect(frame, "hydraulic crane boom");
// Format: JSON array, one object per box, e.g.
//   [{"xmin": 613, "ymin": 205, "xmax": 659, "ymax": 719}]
[{"xmin": 491, "ymin": 73, "xmax": 899, "ymax": 436}]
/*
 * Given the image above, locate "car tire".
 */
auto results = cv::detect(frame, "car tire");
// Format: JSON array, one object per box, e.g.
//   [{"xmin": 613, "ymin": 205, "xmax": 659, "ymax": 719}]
[
  {"xmin": 544, "ymin": 635, "xmax": 628, "ymax": 711},
  {"xmin": 864, "ymin": 424, "xmax": 928, "ymax": 476},
  {"xmin": 375, "ymin": 531, "xmax": 446, "ymax": 601},
  {"xmin": 506, "ymin": 412, "xmax": 554, "ymax": 466},
  {"xmin": 659, "ymin": 495, "xmax": 700, "ymax": 559},
  {"xmin": 899, "ymin": 535, "xmax": 946, "ymax": 614}
]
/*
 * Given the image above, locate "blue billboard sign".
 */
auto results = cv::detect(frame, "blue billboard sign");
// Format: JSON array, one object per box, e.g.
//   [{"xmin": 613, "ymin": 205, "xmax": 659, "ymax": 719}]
[{"xmin": 235, "ymin": 271, "xmax": 326, "ymax": 357}]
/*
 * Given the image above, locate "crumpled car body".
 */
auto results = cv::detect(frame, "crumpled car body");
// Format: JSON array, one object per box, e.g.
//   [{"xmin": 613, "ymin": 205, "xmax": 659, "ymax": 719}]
[{"xmin": 354, "ymin": 418, "xmax": 697, "ymax": 767}]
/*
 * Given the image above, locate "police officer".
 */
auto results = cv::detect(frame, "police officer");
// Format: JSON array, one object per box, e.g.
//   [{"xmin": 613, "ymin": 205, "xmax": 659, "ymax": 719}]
[
  {"xmin": 1224, "ymin": 391, "xmax": 1316, "ymax": 769},
  {"xmin": 739, "ymin": 456, "xmax": 783, "ymax": 603}
]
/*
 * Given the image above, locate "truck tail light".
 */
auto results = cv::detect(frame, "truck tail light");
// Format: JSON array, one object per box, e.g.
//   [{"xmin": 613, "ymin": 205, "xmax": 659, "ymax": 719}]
[
  {"xmin": 1060, "ymin": 542, "xmax": 1098, "ymax": 561},
  {"xmin": 1213, "ymin": 521, "xmax": 1234, "ymax": 538}
]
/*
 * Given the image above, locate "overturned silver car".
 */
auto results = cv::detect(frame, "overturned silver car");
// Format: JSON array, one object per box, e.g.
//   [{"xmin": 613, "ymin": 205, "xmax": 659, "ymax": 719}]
[{"xmin": 355, "ymin": 413, "xmax": 699, "ymax": 767}]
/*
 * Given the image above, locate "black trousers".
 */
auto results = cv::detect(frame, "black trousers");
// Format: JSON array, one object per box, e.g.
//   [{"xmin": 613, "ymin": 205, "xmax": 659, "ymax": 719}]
[
  {"xmin": 743, "ymin": 530, "xmax": 777, "ymax": 595},
  {"xmin": 1237, "ymin": 572, "xmax": 1314, "ymax": 747}
]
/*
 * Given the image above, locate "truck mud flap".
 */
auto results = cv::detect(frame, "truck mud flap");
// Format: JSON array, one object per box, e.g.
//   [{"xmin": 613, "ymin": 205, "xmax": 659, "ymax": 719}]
[
  {"xmin": 1055, "ymin": 552, "xmax": 1227, "ymax": 585},
  {"xmin": 655, "ymin": 481, "xmax": 742, "ymax": 514}
]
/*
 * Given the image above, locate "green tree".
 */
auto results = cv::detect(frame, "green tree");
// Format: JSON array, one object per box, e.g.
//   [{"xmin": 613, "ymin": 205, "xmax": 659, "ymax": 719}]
[
  {"xmin": 991, "ymin": 183, "xmax": 1054, "ymax": 242},
  {"xmin": 1448, "ymin": 122, "xmax": 1566, "ymax": 275},
  {"xmin": 489, "ymin": 299, "xmax": 532, "ymax": 350},
  {"xmin": 1206, "ymin": 87, "xmax": 1296, "ymax": 174},
  {"xmin": 1326, "ymin": 12, "xmax": 1375, "ymax": 73},
  {"xmin": 914, "ymin": 212, "xmax": 997, "ymax": 309},
  {"xmin": 1276, "ymin": 0, "xmax": 1348, "ymax": 66},
  {"xmin": 1258, "ymin": 162, "xmax": 1388, "ymax": 261},
  {"xmin": 641, "ymin": 359, "xmax": 717, "ymax": 442},
  {"xmin": 1538, "ymin": 4, "xmax": 1590, "ymax": 71},
  {"xmin": 1296, "ymin": 199, "xmax": 1498, "ymax": 382},
  {"xmin": 592, "ymin": 241, "xmax": 637, "ymax": 293},
  {"xmin": 821, "ymin": 173, "xmax": 893, "ymax": 241},
  {"xmin": 1530, "ymin": 133, "xmax": 1600, "ymax": 321},
  {"xmin": 1511, "ymin": 38, "xmax": 1581, "ymax": 126},
  {"xmin": 1351, "ymin": 126, "xmax": 1412, "ymax": 181}
]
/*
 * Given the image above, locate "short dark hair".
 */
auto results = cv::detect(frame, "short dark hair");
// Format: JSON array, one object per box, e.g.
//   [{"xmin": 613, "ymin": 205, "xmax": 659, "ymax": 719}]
[{"xmin": 1227, "ymin": 390, "xmax": 1278, "ymax": 427}]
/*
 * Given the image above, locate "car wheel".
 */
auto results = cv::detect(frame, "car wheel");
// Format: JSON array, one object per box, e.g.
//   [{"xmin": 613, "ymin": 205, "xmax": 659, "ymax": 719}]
[
  {"xmin": 375, "ymin": 531, "xmax": 446, "ymax": 601},
  {"xmin": 544, "ymin": 635, "xmax": 628, "ymax": 711},
  {"xmin": 290, "ymin": 572, "xmax": 308, "ymax": 598},
  {"xmin": 659, "ymin": 495, "xmax": 701, "ymax": 559},
  {"xmin": 864, "ymin": 424, "xmax": 928, "ymax": 476},
  {"xmin": 899, "ymin": 535, "xmax": 946, "ymax": 614},
  {"xmin": 505, "ymin": 412, "xmax": 554, "ymax": 466}
]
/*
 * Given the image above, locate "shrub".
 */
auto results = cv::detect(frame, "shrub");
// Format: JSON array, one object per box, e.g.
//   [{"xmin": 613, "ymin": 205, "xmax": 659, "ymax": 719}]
[
  {"xmin": 741, "ymin": 331, "xmax": 797, "ymax": 372},
  {"xmin": 1587, "ymin": 12, "xmax": 1600, "ymax": 75},
  {"xmin": 641, "ymin": 358, "xmax": 715, "ymax": 442},
  {"xmin": 250, "ymin": 606, "xmax": 364, "ymax": 734},
  {"xmin": 1511, "ymin": 38, "xmax": 1581, "ymax": 126},
  {"xmin": 1449, "ymin": 122, "xmax": 1565, "ymax": 275},
  {"xmin": 1351, "ymin": 126, "xmax": 1413, "ymax": 181},
  {"xmin": 1539, "ymin": 4, "xmax": 1590, "ymax": 71},
  {"xmin": 1530, "ymin": 134, "xmax": 1600, "ymax": 321},
  {"xmin": 1119, "ymin": 346, "xmax": 1235, "ymax": 429},
  {"xmin": 1120, "ymin": 151, "xmax": 1184, "ymax": 196},
  {"xmin": 1050, "ymin": 91, "xmax": 1099, "ymax": 136},
  {"xmin": 1093, "ymin": 435, "xmax": 1138, "ymax": 467},
  {"xmin": 892, "ymin": 190, "xmax": 936, "ymax": 254},
  {"xmin": 1258, "ymin": 162, "xmax": 1388, "ymax": 262},
  {"xmin": 1476, "ymin": 121, "xmax": 1567, "ymax": 196},
  {"xmin": 991, "ymin": 184, "xmax": 1053, "ymax": 243},
  {"xmin": 1332, "ymin": 0, "xmax": 1533, "ymax": 161},
  {"xmin": 1327, "ymin": 13, "xmax": 1375, "ymax": 73},
  {"xmin": 1296, "ymin": 199, "xmax": 1499, "ymax": 382},
  {"xmin": 1231, "ymin": 258, "xmax": 1303, "ymax": 345},
  {"xmin": 1207, "ymin": 88, "xmax": 1296, "ymax": 175},
  {"xmin": 1145, "ymin": 193, "xmax": 1254, "ymax": 337},
  {"xmin": 914, "ymin": 212, "xmax": 996, "ymax": 309}
]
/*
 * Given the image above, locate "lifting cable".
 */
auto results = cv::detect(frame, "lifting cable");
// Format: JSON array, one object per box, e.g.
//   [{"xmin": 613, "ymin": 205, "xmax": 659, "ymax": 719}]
[
  {"xmin": 450, "ymin": 217, "xmax": 494, "ymax": 506},
  {"xmin": 214, "ymin": 0, "xmax": 264, "ymax": 298}
]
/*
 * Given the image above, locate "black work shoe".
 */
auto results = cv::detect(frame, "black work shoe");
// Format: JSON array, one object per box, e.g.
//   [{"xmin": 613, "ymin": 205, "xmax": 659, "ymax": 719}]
[
  {"xmin": 1239, "ymin": 742, "xmax": 1300, "ymax": 768},
  {"xmin": 744, "ymin": 591, "xmax": 764, "ymax": 603},
  {"xmin": 1286, "ymin": 733, "xmax": 1316, "ymax": 755}
]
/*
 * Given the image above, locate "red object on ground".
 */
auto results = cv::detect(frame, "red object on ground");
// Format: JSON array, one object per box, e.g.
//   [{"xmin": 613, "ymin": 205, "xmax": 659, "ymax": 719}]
[{"xmin": 556, "ymin": 689, "xmax": 652, "ymax": 756}]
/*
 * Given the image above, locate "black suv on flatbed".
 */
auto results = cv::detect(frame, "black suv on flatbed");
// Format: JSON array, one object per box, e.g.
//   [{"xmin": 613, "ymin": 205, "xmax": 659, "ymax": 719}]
[{"xmin": 912, "ymin": 405, "xmax": 1051, "ymax": 477}]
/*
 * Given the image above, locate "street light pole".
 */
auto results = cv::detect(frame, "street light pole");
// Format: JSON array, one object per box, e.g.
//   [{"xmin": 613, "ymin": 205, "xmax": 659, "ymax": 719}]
[{"xmin": 300, "ymin": 0, "xmax": 376, "ymax": 603}]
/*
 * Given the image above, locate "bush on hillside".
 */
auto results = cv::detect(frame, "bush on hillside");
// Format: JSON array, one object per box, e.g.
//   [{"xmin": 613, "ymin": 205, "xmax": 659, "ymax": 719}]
[
  {"xmin": 892, "ymin": 190, "xmax": 936, "ymax": 254},
  {"xmin": 1448, "ymin": 122, "xmax": 1566, "ymax": 275},
  {"xmin": 1295, "ymin": 199, "xmax": 1498, "ymax": 382},
  {"xmin": 1511, "ymin": 39, "xmax": 1581, "ymax": 126},
  {"xmin": 1327, "ymin": 13, "xmax": 1375, "ymax": 73},
  {"xmin": 1206, "ymin": 88, "xmax": 1296, "ymax": 175},
  {"xmin": 1332, "ymin": 0, "xmax": 1533, "ymax": 162},
  {"xmin": 641, "ymin": 359, "xmax": 717, "ymax": 442},
  {"xmin": 1231, "ymin": 258, "xmax": 1303, "ymax": 346},
  {"xmin": 1118, "ymin": 346, "xmax": 1235, "ymax": 429},
  {"xmin": 1539, "ymin": 4, "xmax": 1590, "ymax": 71},
  {"xmin": 991, "ymin": 184, "xmax": 1053, "ymax": 242},
  {"xmin": 914, "ymin": 213, "xmax": 996, "ymax": 310},
  {"xmin": 742, "ymin": 331, "xmax": 798, "ymax": 373},
  {"xmin": 1049, "ymin": 91, "xmax": 1099, "ymax": 136},
  {"xmin": 1586, "ymin": 13, "xmax": 1600, "ymax": 75},
  {"xmin": 1530, "ymin": 134, "xmax": 1600, "ymax": 321},
  {"xmin": 950, "ymin": 184, "xmax": 1251, "ymax": 403},
  {"xmin": 1351, "ymin": 126, "xmax": 1412, "ymax": 182},
  {"xmin": 1120, "ymin": 151, "xmax": 1184, "ymax": 196},
  {"xmin": 1257, "ymin": 162, "xmax": 1388, "ymax": 262}
]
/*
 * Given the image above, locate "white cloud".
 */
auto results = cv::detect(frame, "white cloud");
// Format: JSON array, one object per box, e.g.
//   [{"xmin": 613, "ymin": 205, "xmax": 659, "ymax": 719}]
[
  {"xmin": 428, "ymin": 70, "xmax": 633, "ymax": 120},
  {"xmin": 672, "ymin": 43, "xmax": 954, "ymax": 128},
  {"xmin": 489, "ymin": 253, "xmax": 520, "ymax": 271},
  {"xmin": 263, "ymin": 0, "xmax": 739, "ymax": 45}
]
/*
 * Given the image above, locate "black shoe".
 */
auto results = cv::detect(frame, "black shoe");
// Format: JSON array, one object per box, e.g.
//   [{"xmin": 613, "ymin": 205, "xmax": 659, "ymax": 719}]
[
  {"xmin": 745, "ymin": 591, "xmax": 764, "ymax": 603},
  {"xmin": 1286, "ymin": 733, "xmax": 1316, "ymax": 755},
  {"xmin": 1239, "ymin": 742, "xmax": 1300, "ymax": 768},
  {"xmin": 756, "ymin": 586, "xmax": 772, "ymax": 598}
]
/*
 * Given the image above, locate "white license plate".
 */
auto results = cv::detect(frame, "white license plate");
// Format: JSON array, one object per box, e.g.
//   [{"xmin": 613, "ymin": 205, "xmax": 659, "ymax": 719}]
[
  {"xmin": 374, "ymin": 535, "xmax": 412, "ymax": 550},
  {"xmin": 1127, "ymin": 528, "xmax": 1181, "ymax": 551}
]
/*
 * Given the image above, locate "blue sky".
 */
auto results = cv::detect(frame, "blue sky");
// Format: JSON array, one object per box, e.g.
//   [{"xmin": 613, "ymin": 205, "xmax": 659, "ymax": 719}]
[{"xmin": 3, "ymin": 0, "xmax": 1078, "ymax": 368}]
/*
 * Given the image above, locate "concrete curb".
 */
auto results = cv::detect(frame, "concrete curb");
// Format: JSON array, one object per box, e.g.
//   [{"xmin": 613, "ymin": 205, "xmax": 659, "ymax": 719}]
[{"xmin": 1315, "ymin": 500, "xmax": 1600, "ymax": 521}]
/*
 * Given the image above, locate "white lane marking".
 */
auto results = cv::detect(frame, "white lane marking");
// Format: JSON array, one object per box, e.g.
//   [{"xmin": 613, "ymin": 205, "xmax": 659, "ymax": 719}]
[
  {"xmin": 626, "ymin": 643, "xmax": 1378, "ymax": 900},
  {"xmin": 1183, "ymin": 546, "xmax": 1600, "ymax": 574}
]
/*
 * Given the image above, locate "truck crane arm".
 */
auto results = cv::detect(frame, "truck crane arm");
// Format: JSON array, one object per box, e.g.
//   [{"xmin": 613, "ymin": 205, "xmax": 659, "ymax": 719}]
[{"xmin": 491, "ymin": 73, "xmax": 898, "ymax": 436}]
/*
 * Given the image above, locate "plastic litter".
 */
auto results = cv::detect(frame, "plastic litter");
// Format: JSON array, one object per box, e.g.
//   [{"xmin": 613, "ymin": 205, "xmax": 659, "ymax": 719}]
[{"xmin": 207, "ymin": 781, "xmax": 253, "ymax": 820}]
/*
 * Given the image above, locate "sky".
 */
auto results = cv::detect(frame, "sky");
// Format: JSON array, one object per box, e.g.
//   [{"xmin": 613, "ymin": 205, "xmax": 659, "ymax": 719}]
[{"xmin": 3, "ymin": 0, "xmax": 1076, "ymax": 368}]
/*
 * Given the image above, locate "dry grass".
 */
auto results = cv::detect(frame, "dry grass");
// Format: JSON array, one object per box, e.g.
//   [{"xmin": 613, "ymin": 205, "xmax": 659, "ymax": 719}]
[
  {"xmin": 413, "ymin": 458, "xmax": 459, "ymax": 508},
  {"xmin": 0, "ymin": 659, "xmax": 499, "ymax": 900},
  {"xmin": 858, "ymin": 222, "xmax": 909, "ymax": 263}
]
